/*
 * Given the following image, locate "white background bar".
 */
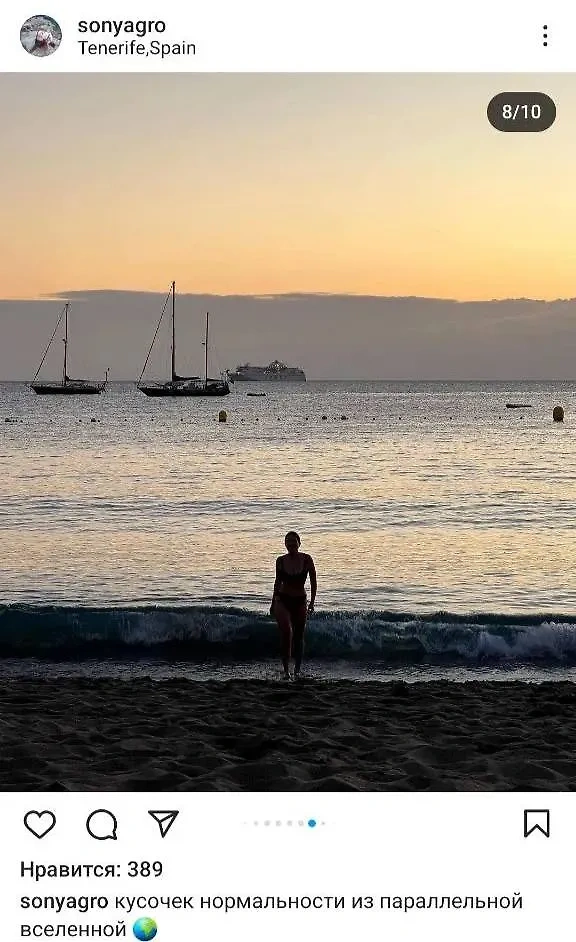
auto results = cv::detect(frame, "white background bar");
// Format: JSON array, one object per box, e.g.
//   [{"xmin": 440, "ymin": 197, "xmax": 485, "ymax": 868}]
[
  {"xmin": 3, "ymin": 0, "xmax": 576, "ymax": 71},
  {"xmin": 2, "ymin": 793, "xmax": 570, "ymax": 940}
]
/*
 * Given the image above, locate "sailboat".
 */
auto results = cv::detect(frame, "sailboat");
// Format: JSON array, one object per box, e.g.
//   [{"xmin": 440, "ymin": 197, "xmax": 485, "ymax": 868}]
[
  {"xmin": 30, "ymin": 302, "xmax": 108, "ymax": 395},
  {"xmin": 137, "ymin": 281, "xmax": 230, "ymax": 397}
]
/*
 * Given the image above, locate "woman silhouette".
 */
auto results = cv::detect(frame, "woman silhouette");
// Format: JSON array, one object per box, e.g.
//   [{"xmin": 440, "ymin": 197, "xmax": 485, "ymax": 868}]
[{"xmin": 270, "ymin": 531, "xmax": 317, "ymax": 679}]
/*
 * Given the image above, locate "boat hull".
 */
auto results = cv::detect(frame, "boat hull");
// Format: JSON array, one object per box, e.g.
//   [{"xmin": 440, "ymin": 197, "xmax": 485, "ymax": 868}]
[
  {"xmin": 228, "ymin": 360, "xmax": 306, "ymax": 382},
  {"xmin": 229, "ymin": 373, "xmax": 305, "ymax": 382},
  {"xmin": 138, "ymin": 383, "xmax": 230, "ymax": 397},
  {"xmin": 31, "ymin": 383, "xmax": 105, "ymax": 395}
]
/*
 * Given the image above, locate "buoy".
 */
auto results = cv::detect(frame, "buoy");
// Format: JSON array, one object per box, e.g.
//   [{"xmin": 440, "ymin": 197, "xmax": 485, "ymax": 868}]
[
  {"xmin": 219, "ymin": 410, "xmax": 227, "ymax": 423},
  {"xmin": 553, "ymin": 405, "xmax": 564, "ymax": 422}
]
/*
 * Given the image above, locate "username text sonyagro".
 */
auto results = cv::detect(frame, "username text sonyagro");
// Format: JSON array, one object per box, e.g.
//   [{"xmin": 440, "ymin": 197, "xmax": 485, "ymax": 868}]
[{"xmin": 78, "ymin": 20, "xmax": 167, "ymax": 38}]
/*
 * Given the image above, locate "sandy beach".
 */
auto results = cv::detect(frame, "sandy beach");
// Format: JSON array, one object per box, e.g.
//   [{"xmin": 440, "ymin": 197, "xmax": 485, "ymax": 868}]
[{"xmin": 1, "ymin": 679, "xmax": 575, "ymax": 790}]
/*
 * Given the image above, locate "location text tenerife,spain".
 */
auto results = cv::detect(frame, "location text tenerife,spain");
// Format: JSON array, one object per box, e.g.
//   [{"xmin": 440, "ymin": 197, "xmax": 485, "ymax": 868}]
[{"xmin": 77, "ymin": 20, "xmax": 196, "ymax": 58}]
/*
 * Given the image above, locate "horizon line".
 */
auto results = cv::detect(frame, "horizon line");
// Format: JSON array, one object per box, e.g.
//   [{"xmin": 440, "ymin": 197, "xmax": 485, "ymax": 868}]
[
  {"xmin": 4, "ymin": 378, "xmax": 576, "ymax": 384},
  {"xmin": 3, "ymin": 290, "xmax": 576, "ymax": 305}
]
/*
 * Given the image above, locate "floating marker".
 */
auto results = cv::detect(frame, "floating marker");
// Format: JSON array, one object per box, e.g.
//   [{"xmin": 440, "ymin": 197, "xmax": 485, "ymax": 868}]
[
  {"xmin": 219, "ymin": 410, "xmax": 227, "ymax": 423},
  {"xmin": 553, "ymin": 405, "xmax": 564, "ymax": 422}
]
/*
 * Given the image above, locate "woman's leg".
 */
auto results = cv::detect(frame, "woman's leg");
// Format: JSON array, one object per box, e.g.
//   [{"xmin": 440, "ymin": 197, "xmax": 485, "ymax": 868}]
[
  {"xmin": 291, "ymin": 602, "xmax": 308, "ymax": 676},
  {"xmin": 273, "ymin": 599, "xmax": 292, "ymax": 677}
]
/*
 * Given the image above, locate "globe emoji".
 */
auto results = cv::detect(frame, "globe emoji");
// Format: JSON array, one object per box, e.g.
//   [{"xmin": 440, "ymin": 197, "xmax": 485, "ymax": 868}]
[{"xmin": 133, "ymin": 917, "xmax": 157, "ymax": 940}]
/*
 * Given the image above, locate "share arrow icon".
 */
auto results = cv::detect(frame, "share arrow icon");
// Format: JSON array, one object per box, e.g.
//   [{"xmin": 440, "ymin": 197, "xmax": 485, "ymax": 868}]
[{"xmin": 148, "ymin": 810, "xmax": 179, "ymax": 838}]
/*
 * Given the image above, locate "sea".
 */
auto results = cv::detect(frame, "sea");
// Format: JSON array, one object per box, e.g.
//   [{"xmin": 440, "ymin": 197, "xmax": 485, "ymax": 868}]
[{"xmin": 2, "ymin": 379, "xmax": 576, "ymax": 683}]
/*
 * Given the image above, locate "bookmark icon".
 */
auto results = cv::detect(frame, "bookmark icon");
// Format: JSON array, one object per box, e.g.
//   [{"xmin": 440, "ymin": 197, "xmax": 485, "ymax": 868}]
[
  {"xmin": 523, "ymin": 809, "xmax": 550, "ymax": 838},
  {"xmin": 148, "ymin": 810, "xmax": 179, "ymax": 838}
]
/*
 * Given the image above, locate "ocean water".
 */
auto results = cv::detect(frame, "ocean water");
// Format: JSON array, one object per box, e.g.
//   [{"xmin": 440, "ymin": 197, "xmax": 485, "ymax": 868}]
[{"xmin": 1, "ymin": 379, "xmax": 576, "ymax": 680}]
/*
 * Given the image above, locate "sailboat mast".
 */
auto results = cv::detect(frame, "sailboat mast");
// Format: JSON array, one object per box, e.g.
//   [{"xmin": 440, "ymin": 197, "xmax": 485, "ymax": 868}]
[
  {"xmin": 204, "ymin": 313, "xmax": 209, "ymax": 388},
  {"xmin": 62, "ymin": 303, "xmax": 69, "ymax": 386},
  {"xmin": 171, "ymin": 281, "xmax": 176, "ymax": 382}
]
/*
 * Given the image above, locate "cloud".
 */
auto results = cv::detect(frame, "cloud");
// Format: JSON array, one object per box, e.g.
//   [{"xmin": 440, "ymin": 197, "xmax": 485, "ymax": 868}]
[{"xmin": 3, "ymin": 291, "xmax": 576, "ymax": 380}]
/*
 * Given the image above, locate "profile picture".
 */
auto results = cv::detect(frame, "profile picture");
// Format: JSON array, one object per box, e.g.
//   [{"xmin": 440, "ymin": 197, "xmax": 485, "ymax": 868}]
[{"xmin": 20, "ymin": 14, "xmax": 62, "ymax": 56}]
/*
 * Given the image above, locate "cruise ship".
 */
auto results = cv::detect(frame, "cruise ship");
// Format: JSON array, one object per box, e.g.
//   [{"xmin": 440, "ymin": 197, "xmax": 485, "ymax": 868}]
[{"xmin": 228, "ymin": 360, "xmax": 306, "ymax": 382}]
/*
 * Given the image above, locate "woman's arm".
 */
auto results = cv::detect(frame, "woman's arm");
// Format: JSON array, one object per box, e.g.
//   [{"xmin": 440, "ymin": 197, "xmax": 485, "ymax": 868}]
[
  {"xmin": 308, "ymin": 556, "xmax": 317, "ymax": 610},
  {"xmin": 270, "ymin": 557, "xmax": 282, "ymax": 613}
]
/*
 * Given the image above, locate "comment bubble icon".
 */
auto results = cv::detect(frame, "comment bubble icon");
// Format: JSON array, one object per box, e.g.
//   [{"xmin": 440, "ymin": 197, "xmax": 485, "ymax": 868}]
[{"xmin": 86, "ymin": 809, "xmax": 118, "ymax": 841}]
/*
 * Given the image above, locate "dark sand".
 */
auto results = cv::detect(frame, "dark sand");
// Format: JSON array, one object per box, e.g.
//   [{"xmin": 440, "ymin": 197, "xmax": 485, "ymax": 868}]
[{"xmin": 1, "ymin": 679, "xmax": 576, "ymax": 791}]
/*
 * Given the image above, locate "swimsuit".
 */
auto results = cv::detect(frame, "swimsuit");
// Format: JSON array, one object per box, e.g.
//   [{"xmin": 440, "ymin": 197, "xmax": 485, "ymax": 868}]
[
  {"xmin": 276, "ymin": 556, "xmax": 309, "ymax": 617},
  {"xmin": 277, "ymin": 593, "xmax": 307, "ymax": 617}
]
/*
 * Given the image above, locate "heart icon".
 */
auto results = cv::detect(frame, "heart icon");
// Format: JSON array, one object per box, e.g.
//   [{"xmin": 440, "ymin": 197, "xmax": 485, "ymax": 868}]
[{"xmin": 24, "ymin": 810, "xmax": 56, "ymax": 839}]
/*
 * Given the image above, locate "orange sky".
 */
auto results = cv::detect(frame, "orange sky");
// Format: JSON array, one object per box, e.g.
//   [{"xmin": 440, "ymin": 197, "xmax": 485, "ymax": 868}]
[{"xmin": 2, "ymin": 73, "xmax": 576, "ymax": 301}]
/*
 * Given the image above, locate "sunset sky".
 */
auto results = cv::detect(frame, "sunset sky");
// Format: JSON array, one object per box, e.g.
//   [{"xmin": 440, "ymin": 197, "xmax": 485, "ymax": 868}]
[{"xmin": 2, "ymin": 72, "xmax": 576, "ymax": 301}]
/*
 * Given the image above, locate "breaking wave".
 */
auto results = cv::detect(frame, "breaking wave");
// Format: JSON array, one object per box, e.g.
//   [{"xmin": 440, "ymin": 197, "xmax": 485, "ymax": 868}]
[{"xmin": 2, "ymin": 604, "xmax": 576, "ymax": 663}]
